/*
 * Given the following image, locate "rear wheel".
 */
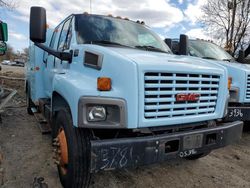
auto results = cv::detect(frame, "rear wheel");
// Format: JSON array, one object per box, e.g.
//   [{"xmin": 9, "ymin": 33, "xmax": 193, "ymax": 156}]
[{"xmin": 53, "ymin": 109, "xmax": 91, "ymax": 188}]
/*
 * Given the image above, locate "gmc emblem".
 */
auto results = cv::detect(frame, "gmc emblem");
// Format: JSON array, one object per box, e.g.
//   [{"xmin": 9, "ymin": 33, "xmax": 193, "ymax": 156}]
[{"xmin": 175, "ymin": 93, "xmax": 200, "ymax": 102}]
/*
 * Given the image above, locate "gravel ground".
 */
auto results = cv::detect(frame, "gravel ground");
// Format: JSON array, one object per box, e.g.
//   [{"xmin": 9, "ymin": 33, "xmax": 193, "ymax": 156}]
[{"xmin": 0, "ymin": 64, "xmax": 250, "ymax": 188}]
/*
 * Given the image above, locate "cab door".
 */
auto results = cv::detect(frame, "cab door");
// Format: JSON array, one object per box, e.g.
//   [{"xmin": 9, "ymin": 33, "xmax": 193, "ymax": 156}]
[
  {"xmin": 43, "ymin": 17, "xmax": 72, "ymax": 96},
  {"xmin": 54, "ymin": 17, "xmax": 73, "ymax": 73}
]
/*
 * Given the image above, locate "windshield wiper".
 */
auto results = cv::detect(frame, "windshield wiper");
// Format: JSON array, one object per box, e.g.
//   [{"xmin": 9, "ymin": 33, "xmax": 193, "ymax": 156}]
[
  {"xmin": 85, "ymin": 40, "xmax": 133, "ymax": 48},
  {"xmin": 202, "ymin": 57, "xmax": 217, "ymax": 60},
  {"xmin": 134, "ymin": 45, "xmax": 168, "ymax": 53},
  {"xmin": 202, "ymin": 56, "xmax": 234, "ymax": 62},
  {"xmin": 222, "ymin": 58, "xmax": 233, "ymax": 62}
]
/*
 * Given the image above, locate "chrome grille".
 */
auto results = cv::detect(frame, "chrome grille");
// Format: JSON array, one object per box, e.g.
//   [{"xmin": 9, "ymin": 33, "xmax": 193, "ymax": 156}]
[
  {"xmin": 144, "ymin": 72, "xmax": 220, "ymax": 119},
  {"xmin": 246, "ymin": 75, "xmax": 250, "ymax": 99}
]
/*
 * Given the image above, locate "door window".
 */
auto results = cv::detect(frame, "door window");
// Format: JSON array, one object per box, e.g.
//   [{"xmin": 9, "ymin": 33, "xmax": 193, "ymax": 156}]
[
  {"xmin": 58, "ymin": 18, "xmax": 72, "ymax": 51},
  {"xmin": 43, "ymin": 26, "xmax": 60, "ymax": 63}
]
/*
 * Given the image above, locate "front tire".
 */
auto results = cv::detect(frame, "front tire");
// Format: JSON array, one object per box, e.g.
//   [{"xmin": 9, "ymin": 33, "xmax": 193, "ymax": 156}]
[{"xmin": 54, "ymin": 109, "xmax": 92, "ymax": 188}]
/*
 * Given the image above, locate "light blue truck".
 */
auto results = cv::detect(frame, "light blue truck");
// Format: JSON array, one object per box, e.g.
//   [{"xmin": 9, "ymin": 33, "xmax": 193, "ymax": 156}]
[
  {"xmin": 26, "ymin": 7, "xmax": 243, "ymax": 188},
  {"xmin": 165, "ymin": 35, "xmax": 250, "ymax": 123}
]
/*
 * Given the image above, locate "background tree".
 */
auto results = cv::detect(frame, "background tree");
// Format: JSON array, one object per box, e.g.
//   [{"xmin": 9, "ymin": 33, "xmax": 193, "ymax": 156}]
[
  {"xmin": 23, "ymin": 48, "xmax": 29, "ymax": 57},
  {"xmin": 0, "ymin": 45, "xmax": 15, "ymax": 61},
  {"xmin": 0, "ymin": 0, "xmax": 17, "ymax": 9},
  {"xmin": 22, "ymin": 47, "xmax": 29, "ymax": 62},
  {"xmin": 200, "ymin": 0, "xmax": 250, "ymax": 56}
]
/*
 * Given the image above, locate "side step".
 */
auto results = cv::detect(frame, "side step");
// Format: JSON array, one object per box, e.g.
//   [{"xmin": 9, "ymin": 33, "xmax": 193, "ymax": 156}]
[{"xmin": 32, "ymin": 108, "xmax": 51, "ymax": 134}]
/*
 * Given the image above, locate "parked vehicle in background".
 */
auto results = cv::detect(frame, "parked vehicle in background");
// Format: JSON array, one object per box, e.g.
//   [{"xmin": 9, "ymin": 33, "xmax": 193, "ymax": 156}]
[
  {"xmin": 13, "ymin": 59, "xmax": 25, "ymax": 67},
  {"xmin": 1, "ymin": 60, "xmax": 25, "ymax": 67},
  {"xmin": 165, "ymin": 35, "xmax": 250, "ymax": 123},
  {"xmin": 1, "ymin": 60, "xmax": 16, "ymax": 66},
  {"xmin": 243, "ymin": 44, "xmax": 250, "ymax": 64},
  {"xmin": 1, "ymin": 60, "xmax": 10, "ymax": 65},
  {"xmin": 27, "ymin": 7, "xmax": 242, "ymax": 188}
]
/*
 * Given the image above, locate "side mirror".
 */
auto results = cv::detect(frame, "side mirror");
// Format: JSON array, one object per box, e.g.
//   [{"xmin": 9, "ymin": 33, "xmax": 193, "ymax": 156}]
[
  {"xmin": 179, "ymin": 34, "xmax": 189, "ymax": 55},
  {"xmin": 30, "ymin": 6, "xmax": 47, "ymax": 43},
  {"xmin": 29, "ymin": 6, "xmax": 72, "ymax": 62},
  {"xmin": 237, "ymin": 50, "xmax": 245, "ymax": 63},
  {"xmin": 0, "ymin": 22, "xmax": 8, "ymax": 42}
]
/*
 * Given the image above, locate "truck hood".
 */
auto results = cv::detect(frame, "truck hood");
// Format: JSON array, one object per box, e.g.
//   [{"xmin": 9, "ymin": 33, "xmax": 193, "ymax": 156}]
[
  {"xmin": 107, "ymin": 47, "xmax": 226, "ymax": 72},
  {"xmin": 211, "ymin": 60, "xmax": 250, "ymax": 72}
]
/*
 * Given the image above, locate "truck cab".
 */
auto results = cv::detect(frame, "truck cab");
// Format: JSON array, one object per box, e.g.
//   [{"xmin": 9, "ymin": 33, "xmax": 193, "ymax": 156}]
[
  {"xmin": 27, "ymin": 7, "xmax": 242, "ymax": 188},
  {"xmin": 166, "ymin": 35, "xmax": 250, "ymax": 123}
]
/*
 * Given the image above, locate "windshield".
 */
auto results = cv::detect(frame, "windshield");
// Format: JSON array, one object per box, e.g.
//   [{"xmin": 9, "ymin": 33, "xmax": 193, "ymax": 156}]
[
  {"xmin": 189, "ymin": 40, "xmax": 233, "ymax": 61},
  {"xmin": 75, "ymin": 14, "xmax": 171, "ymax": 53}
]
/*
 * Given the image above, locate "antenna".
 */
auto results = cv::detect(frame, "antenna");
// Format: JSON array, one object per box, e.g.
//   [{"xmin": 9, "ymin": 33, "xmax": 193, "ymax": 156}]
[{"xmin": 90, "ymin": 0, "xmax": 92, "ymax": 13}]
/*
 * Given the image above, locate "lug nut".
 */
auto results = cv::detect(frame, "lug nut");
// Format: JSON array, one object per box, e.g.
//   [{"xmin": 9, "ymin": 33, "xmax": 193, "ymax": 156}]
[
  {"xmin": 53, "ymin": 138, "xmax": 59, "ymax": 142},
  {"xmin": 53, "ymin": 142, "xmax": 60, "ymax": 147}
]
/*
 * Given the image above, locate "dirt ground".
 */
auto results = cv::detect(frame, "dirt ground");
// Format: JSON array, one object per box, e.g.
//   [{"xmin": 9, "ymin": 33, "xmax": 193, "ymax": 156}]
[{"xmin": 0, "ymin": 64, "xmax": 250, "ymax": 188}]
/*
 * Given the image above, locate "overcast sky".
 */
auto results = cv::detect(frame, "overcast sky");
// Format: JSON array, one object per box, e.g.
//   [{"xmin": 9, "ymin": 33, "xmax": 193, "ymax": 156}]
[{"xmin": 0, "ymin": 0, "xmax": 211, "ymax": 51}]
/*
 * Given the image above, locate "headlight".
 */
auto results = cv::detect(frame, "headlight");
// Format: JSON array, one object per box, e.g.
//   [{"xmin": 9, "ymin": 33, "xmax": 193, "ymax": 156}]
[
  {"xmin": 87, "ymin": 106, "xmax": 106, "ymax": 122},
  {"xmin": 78, "ymin": 97, "xmax": 126, "ymax": 128},
  {"xmin": 86, "ymin": 104, "xmax": 121, "ymax": 123}
]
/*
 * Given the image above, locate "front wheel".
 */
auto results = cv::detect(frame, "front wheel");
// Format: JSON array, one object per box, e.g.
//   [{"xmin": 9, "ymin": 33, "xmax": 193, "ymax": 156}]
[{"xmin": 53, "ymin": 109, "xmax": 92, "ymax": 188}]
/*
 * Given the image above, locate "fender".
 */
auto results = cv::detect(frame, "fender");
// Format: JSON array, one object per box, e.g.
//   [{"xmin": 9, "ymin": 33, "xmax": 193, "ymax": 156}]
[{"xmin": 52, "ymin": 72, "xmax": 97, "ymax": 127}]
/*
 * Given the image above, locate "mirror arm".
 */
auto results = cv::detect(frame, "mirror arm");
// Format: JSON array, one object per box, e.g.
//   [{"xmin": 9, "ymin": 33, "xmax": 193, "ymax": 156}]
[{"xmin": 34, "ymin": 43, "xmax": 72, "ymax": 62}]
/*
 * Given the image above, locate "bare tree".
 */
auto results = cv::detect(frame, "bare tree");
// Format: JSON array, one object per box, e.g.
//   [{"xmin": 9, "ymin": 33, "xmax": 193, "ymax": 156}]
[
  {"xmin": 0, "ymin": 45, "xmax": 15, "ymax": 61},
  {"xmin": 0, "ymin": 0, "xmax": 17, "ymax": 9},
  {"xmin": 200, "ymin": 0, "xmax": 250, "ymax": 56}
]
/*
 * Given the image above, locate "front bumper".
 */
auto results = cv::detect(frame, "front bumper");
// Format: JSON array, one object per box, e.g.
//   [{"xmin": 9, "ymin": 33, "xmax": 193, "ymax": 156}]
[
  {"xmin": 90, "ymin": 121, "xmax": 243, "ymax": 172},
  {"xmin": 225, "ymin": 105, "xmax": 250, "ymax": 121}
]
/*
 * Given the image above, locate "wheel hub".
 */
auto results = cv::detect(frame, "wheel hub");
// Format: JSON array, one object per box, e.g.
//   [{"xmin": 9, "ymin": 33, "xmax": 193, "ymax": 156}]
[{"xmin": 53, "ymin": 128, "xmax": 68, "ymax": 175}]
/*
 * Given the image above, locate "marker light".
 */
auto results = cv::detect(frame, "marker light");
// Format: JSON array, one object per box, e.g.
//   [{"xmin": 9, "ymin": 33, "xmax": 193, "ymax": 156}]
[
  {"xmin": 228, "ymin": 77, "xmax": 232, "ymax": 90},
  {"xmin": 97, "ymin": 77, "xmax": 111, "ymax": 91}
]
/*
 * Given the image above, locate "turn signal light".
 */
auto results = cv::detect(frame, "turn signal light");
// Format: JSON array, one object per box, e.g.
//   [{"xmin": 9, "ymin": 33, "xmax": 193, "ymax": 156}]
[
  {"xmin": 97, "ymin": 77, "xmax": 111, "ymax": 91},
  {"xmin": 228, "ymin": 77, "xmax": 232, "ymax": 90}
]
